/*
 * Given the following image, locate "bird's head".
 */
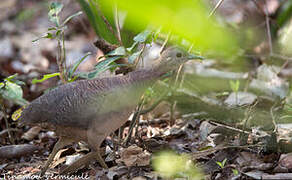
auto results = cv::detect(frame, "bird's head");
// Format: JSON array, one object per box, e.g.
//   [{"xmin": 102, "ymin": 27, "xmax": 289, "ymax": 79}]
[{"xmin": 155, "ymin": 47, "xmax": 203, "ymax": 73}]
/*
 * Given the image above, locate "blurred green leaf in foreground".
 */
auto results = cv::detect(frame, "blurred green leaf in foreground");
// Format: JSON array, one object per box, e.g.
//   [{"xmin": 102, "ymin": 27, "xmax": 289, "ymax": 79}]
[
  {"xmin": 153, "ymin": 151, "xmax": 203, "ymax": 179},
  {"xmin": 99, "ymin": 0, "xmax": 238, "ymax": 56}
]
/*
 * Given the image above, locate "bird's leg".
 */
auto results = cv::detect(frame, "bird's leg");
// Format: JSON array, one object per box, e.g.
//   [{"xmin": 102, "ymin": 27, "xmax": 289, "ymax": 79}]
[
  {"xmin": 60, "ymin": 149, "xmax": 108, "ymax": 174},
  {"xmin": 40, "ymin": 137, "xmax": 73, "ymax": 176}
]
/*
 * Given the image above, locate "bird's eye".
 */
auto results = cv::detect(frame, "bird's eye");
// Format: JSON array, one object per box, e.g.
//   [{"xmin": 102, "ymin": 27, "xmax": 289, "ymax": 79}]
[{"xmin": 176, "ymin": 52, "xmax": 182, "ymax": 57}]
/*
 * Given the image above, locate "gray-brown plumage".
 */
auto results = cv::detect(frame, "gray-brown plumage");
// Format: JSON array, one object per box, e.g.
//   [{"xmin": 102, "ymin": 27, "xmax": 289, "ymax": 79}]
[{"xmin": 18, "ymin": 47, "xmax": 194, "ymax": 175}]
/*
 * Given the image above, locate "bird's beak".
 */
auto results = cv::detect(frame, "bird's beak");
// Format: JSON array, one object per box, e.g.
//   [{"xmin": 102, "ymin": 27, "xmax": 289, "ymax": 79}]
[{"xmin": 187, "ymin": 54, "xmax": 204, "ymax": 60}]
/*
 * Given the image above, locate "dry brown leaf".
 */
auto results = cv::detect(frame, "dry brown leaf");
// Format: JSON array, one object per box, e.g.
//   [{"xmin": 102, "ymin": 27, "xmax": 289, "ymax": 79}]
[{"xmin": 119, "ymin": 145, "xmax": 150, "ymax": 167}]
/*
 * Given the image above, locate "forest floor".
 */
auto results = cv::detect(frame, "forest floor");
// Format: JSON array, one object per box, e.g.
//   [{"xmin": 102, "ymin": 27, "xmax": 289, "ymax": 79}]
[{"xmin": 1, "ymin": 0, "xmax": 292, "ymax": 180}]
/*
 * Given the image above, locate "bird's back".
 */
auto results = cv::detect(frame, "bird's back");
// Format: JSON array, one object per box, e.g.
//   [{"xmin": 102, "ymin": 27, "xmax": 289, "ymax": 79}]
[
  {"xmin": 19, "ymin": 70, "xmax": 155, "ymax": 130},
  {"xmin": 18, "ymin": 47, "xmax": 190, "ymax": 130}
]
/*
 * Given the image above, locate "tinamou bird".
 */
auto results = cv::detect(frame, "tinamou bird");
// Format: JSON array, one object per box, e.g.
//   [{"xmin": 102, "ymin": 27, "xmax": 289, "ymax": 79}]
[{"xmin": 17, "ymin": 47, "xmax": 197, "ymax": 175}]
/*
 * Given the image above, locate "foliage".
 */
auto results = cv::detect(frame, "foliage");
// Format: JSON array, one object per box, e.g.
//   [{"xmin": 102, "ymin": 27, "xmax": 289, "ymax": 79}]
[
  {"xmin": 0, "ymin": 74, "xmax": 28, "ymax": 106},
  {"xmin": 229, "ymin": 80, "xmax": 240, "ymax": 93},
  {"xmin": 87, "ymin": 56, "xmax": 124, "ymax": 79},
  {"xmin": 82, "ymin": 29, "xmax": 158, "ymax": 79},
  {"xmin": 232, "ymin": 168, "xmax": 239, "ymax": 176},
  {"xmin": 32, "ymin": 73, "xmax": 61, "ymax": 84},
  {"xmin": 77, "ymin": 0, "xmax": 118, "ymax": 44},
  {"xmin": 153, "ymin": 151, "xmax": 203, "ymax": 179},
  {"xmin": 33, "ymin": 2, "xmax": 88, "ymax": 84},
  {"xmin": 99, "ymin": 0, "xmax": 238, "ymax": 56},
  {"xmin": 281, "ymin": 103, "xmax": 292, "ymax": 120},
  {"xmin": 67, "ymin": 52, "xmax": 92, "ymax": 82},
  {"xmin": 216, "ymin": 158, "xmax": 227, "ymax": 169},
  {"xmin": 277, "ymin": 1, "xmax": 292, "ymax": 29}
]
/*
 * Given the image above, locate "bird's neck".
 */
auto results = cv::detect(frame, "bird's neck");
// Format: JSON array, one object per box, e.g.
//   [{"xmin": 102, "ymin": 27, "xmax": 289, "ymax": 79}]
[{"xmin": 126, "ymin": 66, "xmax": 168, "ymax": 86}]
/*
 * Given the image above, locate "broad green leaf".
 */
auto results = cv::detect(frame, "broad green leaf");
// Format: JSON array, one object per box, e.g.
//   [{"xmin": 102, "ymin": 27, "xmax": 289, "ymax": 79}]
[
  {"xmin": 32, "ymin": 73, "xmax": 60, "ymax": 84},
  {"xmin": 277, "ymin": 1, "xmax": 292, "ymax": 28},
  {"xmin": 100, "ymin": 0, "xmax": 238, "ymax": 56},
  {"xmin": 126, "ymin": 30, "xmax": 152, "ymax": 53},
  {"xmin": 133, "ymin": 30, "xmax": 152, "ymax": 43},
  {"xmin": 0, "ymin": 81, "xmax": 28, "ymax": 106},
  {"xmin": 107, "ymin": 46, "xmax": 126, "ymax": 56},
  {"xmin": 68, "ymin": 52, "xmax": 92, "ymax": 79},
  {"xmin": 77, "ymin": 0, "xmax": 118, "ymax": 44},
  {"xmin": 87, "ymin": 56, "xmax": 122, "ymax": 79}
]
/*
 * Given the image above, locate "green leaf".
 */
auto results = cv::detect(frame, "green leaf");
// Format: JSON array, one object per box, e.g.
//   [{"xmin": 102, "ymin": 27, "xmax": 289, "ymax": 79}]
[
  {"xmin": 229, "ymin": 80, "xmax": 240, "ymax": 92},
  {"xmin": 55, "ymin": 29, "xmax": 62, "ymax": 37},
  {"xmin": 68, "ymin": 52, "xmax": 92, "ymax": 79},
  {"xmin": 77, "ymin": 0, "xmax": 118, "ymax": 44},
  {"xmin": 107, "ymin": 46, "xmax": 126, "ymax": 56},
  {"xmin": 0, "ymin": 82, "xmax": 4, "ymax": 89},
  {"xmin": 216, "ymin": 162, "xmax": 223, "ymax": 168},
  {"xmin": 100, "ymin": 0, "xmax": 238, "ymax": 57},
  {"xmin": 87, "ymin": 56, "xmax": 122, "ymax": 79},
  {"xmin": 128, "ymin": 49, "xmax": 142, "ymax": 64},
  {"xmin": 277, "ymin": 1, "xmax": 292, "ymax": 28},
  {"xmin": 62, "ymin": 11, "xmax": 83, "ymax": 26},
  {"xmin": 126, "ymin": 41, "xmax": 138, "ymax": 52},
  {"xmin": 49, "ymin": 2, "xmax": 63, "ymax": 15},
  {"xmin": 32, "ymin": 73, "xmax": 60, "ymax": 84},
  {"xmin": 280, "ymin": 115, "xmax": 292, "ymax": 120},
  {"xmin": 48, "ymin": 27, "xmax": 57, "ymax": 31},
  {"xmin": 133, "ymin": 30, "xmax": 152, "ymax": 43},
  {"xmin": 216, "ymin": 158, "xmax": 227, "ymax": 169},
  {"xmin": 232, "ymin": 169, "xmax": 239, "ymax": 175},
  {"xmin": 0, "ymin": 81, "xmax": 28, "ymax": 106},
  {"xmin": 222, "ymin": 158, "xmax": 227, "ymax": 167},
  {"xmin": 32, "ymin": 33, "xmax": 54, "ymax": 42},
  {"xmin": 48, "ymin": 2, "xmax": 63, "ymax": 26},
  {"xmin": 12, "ymin": 80, "xmax": 25, "ymax": 86},
  {"xmin": 5, "ymin": 74, "xmax": 18, "ymax": 81}
]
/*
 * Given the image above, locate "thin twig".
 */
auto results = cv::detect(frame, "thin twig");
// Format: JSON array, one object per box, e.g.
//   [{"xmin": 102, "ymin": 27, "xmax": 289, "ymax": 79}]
[
  {"xmin": 169, "ymin": 64, "xmax": 184, "ymax": 126},
  {"xmin": 270, "ymin": 101, "xmax": 280, "ymax": 133},
  {"xmin": 124, "ymin": 97, "xmax": 145, "ymax": 145},
  {"xmin": 271, "ymin": 53, "xmax": 292, "ymax": 62},
  {"xmin": 251, "ymin": 0, "xmax": 273, "ymax": 54},
  {"xmin": 61, "ymin": 31, "xmax": 67, "ymax": 81},
  {"xmin": 208, "ymin": 0, "xmax": 225, "ymax": 18},
  {"xmin": 140, "ymin": 97, "xmax": 165, "ymax": 115},
  {"xmin": 57, "ymin": 38, "xmax": 66, "ymax": 84},
  {"xmin": 264, "ymin": 2, "xmax": 273, "ymax": 54},
  {"xmin": 0, "ymin": 128, "xmax": 20, "ymax": 137},
  {"xmin": 278, "ymin": 60, "xmax": 289, "ymax": 76},
  {"xmin": 159, "ymin": 31, "xmax": 171, "ymax": 55},
  {"xmin": 114, "ymin": 4, "xmax": 123, "ymax": 46},
  {"xmin": 0, "ymin": 97, "xmax": 15, "ymax": 144},
  {"xmin": 134, "ymin": 43, "xmax": 147, "ymax": 68}
]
